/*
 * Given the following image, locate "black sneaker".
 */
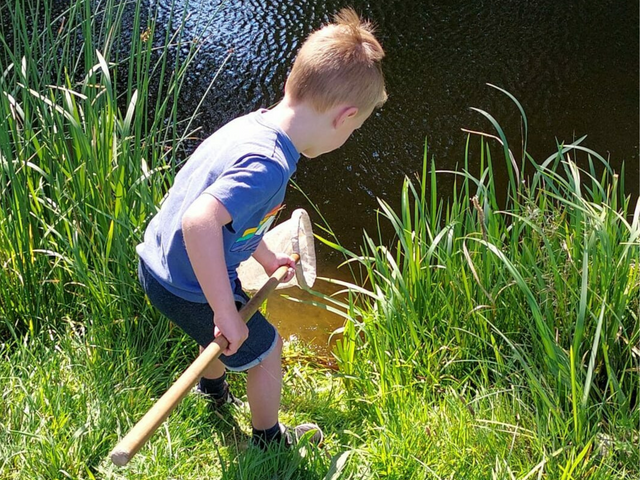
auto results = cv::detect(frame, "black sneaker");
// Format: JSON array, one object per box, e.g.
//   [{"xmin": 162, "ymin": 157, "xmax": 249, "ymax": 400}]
[{"xmin": 193, "ymin": 382, "xmax": 244, "ymax": 409}]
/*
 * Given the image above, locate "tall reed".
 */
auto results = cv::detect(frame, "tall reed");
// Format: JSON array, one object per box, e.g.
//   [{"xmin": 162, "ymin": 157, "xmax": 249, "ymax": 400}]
[
  {"xmin": 0, "ymin": 0, "xmax": 220, "ymax": 338},
  {"xmin": 324, "ymin": 86, "xmax": 639, "ymax": 473}
]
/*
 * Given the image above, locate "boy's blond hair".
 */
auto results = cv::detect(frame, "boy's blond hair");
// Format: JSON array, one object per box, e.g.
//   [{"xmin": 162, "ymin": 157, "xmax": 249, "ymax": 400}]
[{"xmin": 285, "ymin": 8, "xmax": 387, "ymax": 113}]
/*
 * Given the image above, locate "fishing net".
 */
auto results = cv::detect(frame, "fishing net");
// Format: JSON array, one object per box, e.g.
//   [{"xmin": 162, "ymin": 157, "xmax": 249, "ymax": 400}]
[{"xmin": 237, "ymin": 208, "xmax": 316, "ymax": 293}]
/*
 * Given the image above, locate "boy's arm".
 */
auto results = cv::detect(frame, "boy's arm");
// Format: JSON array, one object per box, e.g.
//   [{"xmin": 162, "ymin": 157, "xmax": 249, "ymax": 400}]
[
  {"xmin": 182, "ymin": 193, "xmax": 248, "ymax": 356},
  {"xmin": 252, "ymin": 239, "xmax": 297, "ymax": 282}
]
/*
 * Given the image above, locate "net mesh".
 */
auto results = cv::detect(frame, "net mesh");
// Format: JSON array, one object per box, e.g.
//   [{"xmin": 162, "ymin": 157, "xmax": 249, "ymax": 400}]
[{"xmin": 237, "ymin": 208, "xmax": 316, "ymax": 293}]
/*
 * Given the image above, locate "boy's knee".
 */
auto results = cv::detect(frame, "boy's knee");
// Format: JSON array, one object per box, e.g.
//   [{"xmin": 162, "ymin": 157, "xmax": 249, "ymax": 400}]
[
  {"xmin": 248, "ymin": 331, "xmax": 282, "ymax": 372},
  {"xmin": 264, "ymin": 331, "xmax": 283, "ymax": 362},
  {"xmin": 273, "ymin": 332, "xmax": 283, "ymax": 356}
]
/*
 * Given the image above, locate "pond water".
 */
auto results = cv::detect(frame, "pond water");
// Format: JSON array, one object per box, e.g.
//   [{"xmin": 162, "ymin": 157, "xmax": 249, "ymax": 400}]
[
  {"xmin": 8, "ymin": 0, "xmax": 639, "ymax": 352},
  {"xmin": 154, "ymin": 0, "xmax": 637, "ymax": 351}
]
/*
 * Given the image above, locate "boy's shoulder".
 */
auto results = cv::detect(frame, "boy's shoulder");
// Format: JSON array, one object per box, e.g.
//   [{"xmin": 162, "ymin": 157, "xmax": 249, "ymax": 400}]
[{"xmin": 203, "ymin": 110, "xmax": 297, "ymax": 163}]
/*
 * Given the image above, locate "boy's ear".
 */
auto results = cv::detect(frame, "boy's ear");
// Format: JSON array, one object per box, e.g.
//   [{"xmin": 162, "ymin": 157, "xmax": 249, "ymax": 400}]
[{"xmin": 333, "ymin": 106, "xmax": 359, "ymax": 128}]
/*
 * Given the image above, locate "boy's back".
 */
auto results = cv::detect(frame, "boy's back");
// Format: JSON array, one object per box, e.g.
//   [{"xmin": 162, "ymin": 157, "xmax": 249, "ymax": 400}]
[{"xmin": 137, "ymin": 110, "xmax": 299, "ymax": 302}]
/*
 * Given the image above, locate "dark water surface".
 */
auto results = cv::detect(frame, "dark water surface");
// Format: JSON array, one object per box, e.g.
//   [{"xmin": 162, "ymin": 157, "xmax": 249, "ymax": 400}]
[
  {"xmin": 5, "ymin": 1, "xmax": 638, "ymax": 349},
  {"xmin": 153, "ymin": 0, "xmax": 638, "ymax": 348},
  {"xmin": 157, "ymin": 0, "xmax": 639, "ymax": 246}
]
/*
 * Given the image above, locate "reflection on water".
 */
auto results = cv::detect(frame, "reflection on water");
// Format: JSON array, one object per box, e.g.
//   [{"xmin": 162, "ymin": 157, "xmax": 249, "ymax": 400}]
[
  {"xmin": 263, "ymin": 247, "xmax": 356, "ymax": 356},
  {"xmin": 266, "ymin": 284, "xmax": 342, "ymax": 357}
]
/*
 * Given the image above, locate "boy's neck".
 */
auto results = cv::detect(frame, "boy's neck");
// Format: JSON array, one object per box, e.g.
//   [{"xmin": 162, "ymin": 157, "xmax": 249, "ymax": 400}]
[{"xmin": 262, "ymin": 98, "xmax": 326, "ymax": 158}]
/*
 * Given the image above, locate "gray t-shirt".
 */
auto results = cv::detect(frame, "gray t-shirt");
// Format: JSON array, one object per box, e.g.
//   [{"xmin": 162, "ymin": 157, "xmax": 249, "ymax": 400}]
[{"xmin": 136, "ymin": 109, "xmax": 300, "ymax": 302}]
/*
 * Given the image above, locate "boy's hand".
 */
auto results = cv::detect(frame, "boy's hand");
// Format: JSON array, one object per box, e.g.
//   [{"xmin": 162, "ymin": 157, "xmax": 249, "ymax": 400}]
[
  {"xmin": 264, "ymin": 252, "xmax": 297, "ymax": 283},
  {"xmin": 214, "ymin": 310, "xmax": 249, "ymax": 356},
  {"xmin": 253, "ymin": 240, "xmax": 297, "ymax": 283}
]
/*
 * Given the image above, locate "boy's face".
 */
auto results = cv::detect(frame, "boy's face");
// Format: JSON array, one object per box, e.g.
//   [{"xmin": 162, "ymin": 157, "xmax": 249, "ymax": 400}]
[{"xmin": 302, "ymin": 105, "xmax": 374, "ymax": 158}]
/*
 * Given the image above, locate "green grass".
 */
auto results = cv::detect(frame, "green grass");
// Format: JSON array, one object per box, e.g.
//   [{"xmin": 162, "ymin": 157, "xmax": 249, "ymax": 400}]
[
  {"xmin": 0, "ymin": 320, "xmax": 341, "ymax": 478},
  {"xmin": 1, "ymin": 0, "xmax": 638, "ymax": 478}
]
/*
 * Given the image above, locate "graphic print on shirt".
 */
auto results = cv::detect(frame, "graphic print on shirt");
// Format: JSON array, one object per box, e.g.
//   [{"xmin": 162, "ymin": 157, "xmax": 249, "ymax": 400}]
[{"xmin": 230, "ymin": 204, "xmax": 282, "ymax": 253}]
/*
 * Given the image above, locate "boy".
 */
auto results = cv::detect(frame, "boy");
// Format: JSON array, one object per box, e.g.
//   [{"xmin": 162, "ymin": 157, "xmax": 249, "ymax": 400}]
[{"xmin": 136, "ymin": 7, "xmax": 386, "ymax": 448}]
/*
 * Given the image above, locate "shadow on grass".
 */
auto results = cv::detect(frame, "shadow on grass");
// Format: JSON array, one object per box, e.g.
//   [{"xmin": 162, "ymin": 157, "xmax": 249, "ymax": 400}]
[
  {"xmin": 223, "ymin": 439, "xmax": 329, "ymax": 480},
  {"xmin": 186, "ymin": 376, "xmax": 354, "ymax": 479}
]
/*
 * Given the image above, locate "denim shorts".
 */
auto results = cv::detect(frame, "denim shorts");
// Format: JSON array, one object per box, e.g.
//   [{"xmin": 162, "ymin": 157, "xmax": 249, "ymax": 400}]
[{"xmin": 138, "ymin": 260, "xmax": 278, "ymax": 371}]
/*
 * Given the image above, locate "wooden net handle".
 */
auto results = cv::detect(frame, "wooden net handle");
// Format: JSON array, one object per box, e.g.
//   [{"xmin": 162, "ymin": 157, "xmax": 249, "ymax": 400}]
[{"xmin": 110, "ymin": 254, "xmax": 299, "ymax": 466}]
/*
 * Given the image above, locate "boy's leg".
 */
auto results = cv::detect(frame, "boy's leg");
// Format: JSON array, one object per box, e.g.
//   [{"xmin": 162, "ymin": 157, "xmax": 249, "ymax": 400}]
[
  {"xmin": 200, "ymin": 346, "xmax": 226, "ymax": 379},
  {"xmin": 197, "ymin": 347, "xmax": 244, "ymax": 407},
  {"xmin": 246, "ymin": 333, "xmax": 323, "ymax": 448},
  {"xmin": 247, "ymin": 333, "xmax": 283, "ymax": 430},
  {"xmin": 137, "ymin": 259, "xmax": 241, "ymax": 406}
]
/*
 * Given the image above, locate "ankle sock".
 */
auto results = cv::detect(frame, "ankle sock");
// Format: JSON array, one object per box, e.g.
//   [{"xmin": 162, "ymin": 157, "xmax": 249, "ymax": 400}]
[
  {"xmin": 252, "ymin": 422, "xmax": 283, "ymax": 447},
  {"xmin": 198, "ymin": 373, "xmax": 228, "ymax": 400}
]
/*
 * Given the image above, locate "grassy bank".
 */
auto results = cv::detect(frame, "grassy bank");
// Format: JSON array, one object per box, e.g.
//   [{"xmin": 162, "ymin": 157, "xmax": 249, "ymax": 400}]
[
  {"xmin": 1, "ymin": 0, "xmax": 638, "ymax": 478},
  {"xmin": 318, "ymin": 88, "xmax": 639, "ymax": 478}
]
